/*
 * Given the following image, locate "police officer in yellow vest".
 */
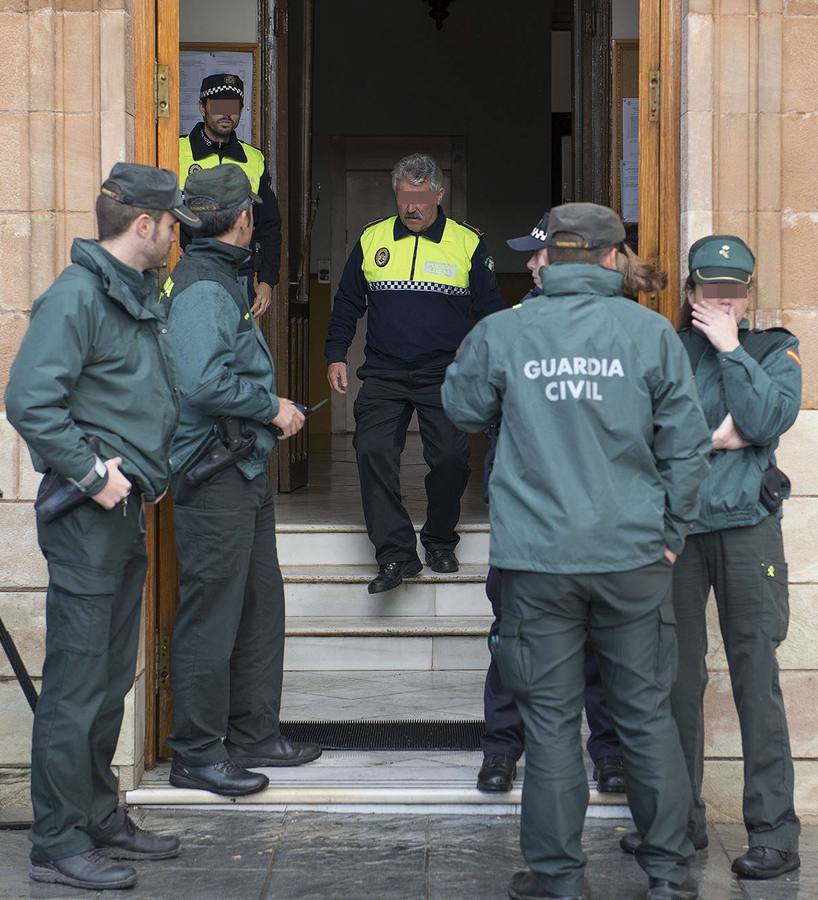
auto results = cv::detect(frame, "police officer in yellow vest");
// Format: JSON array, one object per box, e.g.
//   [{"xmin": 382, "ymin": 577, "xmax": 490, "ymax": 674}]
[
  {"xmin": 326, "ymin": 153, "xmax": 505, "ymax": 594},
  {"xmin": 179, "ymin": 73, "xmax": 282, "ymax": 317}
]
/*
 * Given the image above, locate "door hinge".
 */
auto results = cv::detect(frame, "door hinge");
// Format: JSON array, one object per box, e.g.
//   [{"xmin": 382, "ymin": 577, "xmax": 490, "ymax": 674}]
[
  {"xmin": 649, "ymin": 69, "xmax": 661, "ymax": 122},
  {"xmin": 158, "ymin": 631, "xmax": 171, "ymax": 695},
  {"xmin": 154, "ymin": 634, "xmax": 161, "ymax": 696},
  {"xmin": 155, "ymin": 62, "xmax": 170, "ymax": 119},
  {"xmin": 583, "ymin": 8, "xmax": 595, "ymax": 35}
]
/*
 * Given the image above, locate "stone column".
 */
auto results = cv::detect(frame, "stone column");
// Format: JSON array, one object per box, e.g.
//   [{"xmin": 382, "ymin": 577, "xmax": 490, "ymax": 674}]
[{"xmin": 0, "ymin": 0, "xmax": 141, "ymax": 806}]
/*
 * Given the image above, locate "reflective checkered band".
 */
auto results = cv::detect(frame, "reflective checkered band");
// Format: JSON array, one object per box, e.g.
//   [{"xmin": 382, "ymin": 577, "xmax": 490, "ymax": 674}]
[
  {"xmin": 200, "ymin": 85, "xmax": 244, "ymax": 100},
  {"xmin": 368, "ymin": 280, "xmax": 471, "ymax": 297},
  {"xmin": 531, "ymin": 227, "xmax": 547, "ymax": 241}
]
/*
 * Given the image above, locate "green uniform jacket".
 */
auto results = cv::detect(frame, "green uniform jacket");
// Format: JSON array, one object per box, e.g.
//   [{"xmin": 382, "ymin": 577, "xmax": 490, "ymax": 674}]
[
  {"xmin": 164, "ymin": 238, "xmax": 279, "ymax": 479},
  {"xmin": 679, "ymin": 322, "xmax": 801, "ymax": 533},
  {"xmin": 4, "ymin": 239, "xmax": 178, "ymax": 501},
  {"xmin": 442, "ymin": 264, "xmax": 712, "ymax": 573}
]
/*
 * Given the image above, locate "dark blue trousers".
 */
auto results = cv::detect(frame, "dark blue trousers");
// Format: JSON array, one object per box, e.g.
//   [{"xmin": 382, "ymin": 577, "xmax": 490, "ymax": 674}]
[{"xmin": 481, "ymin": 567, "xmax": 622, "ymax": 764}]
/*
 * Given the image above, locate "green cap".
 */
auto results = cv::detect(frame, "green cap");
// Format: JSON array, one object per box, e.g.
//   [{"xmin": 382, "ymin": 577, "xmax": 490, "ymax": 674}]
[
  {"xmin": 688, "ymin": 234, "xmax": 755, "ymax": 284},
  {"xmin": 545, "ymin": 202, "xmax": 626, "ymax": 250},
  {"xmin": 184, "ymin": 164, "xmax": 261, "ymax": 212},
  {"xmin": 101, "ymin": 162, "xmax": 200, "ymax": 227}
]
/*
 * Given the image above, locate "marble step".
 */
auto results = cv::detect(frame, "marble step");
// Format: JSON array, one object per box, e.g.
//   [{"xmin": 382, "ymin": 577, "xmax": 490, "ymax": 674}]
[
  {"xmin": 127, "ymin": 752, "xmax": 629, "ymax": 818},
  {"xmin": 283, "ymin": 617, "xmax": 491, "ymax": 671},
  {"xmin": 276, "ymin": 524, "xmax": 489, "ymax": 566},
  {"xmin": 283, "ymin": 565, "xmax": 489, "ymax": 618}
]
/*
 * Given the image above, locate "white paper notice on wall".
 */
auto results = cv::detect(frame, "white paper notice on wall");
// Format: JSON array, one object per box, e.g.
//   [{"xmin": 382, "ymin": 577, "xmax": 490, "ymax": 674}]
[
  {"xmin": 622, "ymin": 98, "xmax": 639, "ymax": 163},
  {"xmin": 620, "ymin": 159, "xmax": 639, "ymax": 222},
  {"xmin": 180, "ymin": 51, "xmax": 254, "ymax": 145}
]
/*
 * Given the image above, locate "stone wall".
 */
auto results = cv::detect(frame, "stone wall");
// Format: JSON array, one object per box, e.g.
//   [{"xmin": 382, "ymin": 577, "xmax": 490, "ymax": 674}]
[
  {"xmin": 0, "ymin": 0, "xmax": 140, "ymax": 805},
  {"xmin": 683, "ymin": 0, "xmax": 818, "ymax": 822}
]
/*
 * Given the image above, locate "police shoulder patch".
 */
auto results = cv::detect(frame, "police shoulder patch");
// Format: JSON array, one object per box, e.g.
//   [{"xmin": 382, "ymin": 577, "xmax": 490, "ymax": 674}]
[
  {"xmin": 188, "ymin": 163, "xmax": 203, "ymax": 176},
  {"xmin": 458, "ymin": 219, "xmax": 484, "ymax": 237},
  {"xmin": 362, "ymin": 216, "xmax": 389, "ymax": 232}
]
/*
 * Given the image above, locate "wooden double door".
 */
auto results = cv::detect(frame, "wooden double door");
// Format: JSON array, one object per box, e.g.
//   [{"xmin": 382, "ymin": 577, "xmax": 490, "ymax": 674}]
[{"xmin": 135, "ymin": 0, "xmax": 683, "ymax": 765}]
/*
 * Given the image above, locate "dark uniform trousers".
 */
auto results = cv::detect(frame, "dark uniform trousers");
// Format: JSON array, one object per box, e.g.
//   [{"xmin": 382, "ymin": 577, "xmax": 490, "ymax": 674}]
[
  {"xmin": 481, "ymin": 567, "xmax": 621, "ymax": 765},
  {"xmin": 670, "ymin": 515, "xmax": 800, "ymax": 852},
  {"xmin": 497, "ymin": 562, "xmax": 693, "ymax": 896},
  {"xmin": 30, "ymin": 495, "xmax": 147, "ymax": 864},
  {"xmin": 353, "ymin": 371, "xmax": 470, "ymax": 564},
  {"xmin": 169, "ymin": 466, "xmax": 285, "ymax": 764}
]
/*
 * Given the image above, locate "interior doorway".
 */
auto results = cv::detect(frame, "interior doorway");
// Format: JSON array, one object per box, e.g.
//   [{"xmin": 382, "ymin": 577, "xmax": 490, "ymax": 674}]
[{"xmin": 142, "ymin": 0, "xmax": 682, "ymax": 764}]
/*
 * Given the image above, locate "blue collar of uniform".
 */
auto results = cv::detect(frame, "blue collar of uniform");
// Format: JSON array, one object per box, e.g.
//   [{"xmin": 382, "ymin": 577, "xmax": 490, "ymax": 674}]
[
  {"xmin": 188, "ymin": 122, "xmax": 248, "ymax": 163},
  {"xmin": 393, "ymin": 207, "xmax": 446, "ymax": 243}
]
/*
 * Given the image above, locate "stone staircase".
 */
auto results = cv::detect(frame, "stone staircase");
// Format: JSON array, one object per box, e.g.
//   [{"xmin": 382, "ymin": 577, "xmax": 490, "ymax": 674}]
[{"xmin": 126, "ymin": 522, "xmax": 629, "ymax": 817}]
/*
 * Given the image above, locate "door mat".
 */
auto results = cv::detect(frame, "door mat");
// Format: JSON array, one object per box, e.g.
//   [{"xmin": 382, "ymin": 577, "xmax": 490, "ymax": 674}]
[{"xmin": 280, "ymin": 719, "xmax": 485, "ymax": 751}]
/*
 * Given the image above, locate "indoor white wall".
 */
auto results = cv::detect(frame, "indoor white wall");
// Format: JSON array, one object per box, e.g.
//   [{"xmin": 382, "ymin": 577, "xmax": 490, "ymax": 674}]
[{"xmin": 612, "ymin": 0, "xmax": 639, "ymax": 39}]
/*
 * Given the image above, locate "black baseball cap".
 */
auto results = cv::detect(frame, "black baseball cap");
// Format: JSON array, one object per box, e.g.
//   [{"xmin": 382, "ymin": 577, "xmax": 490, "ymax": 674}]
[
  {"xmin": 545, "ymin": 203, "xmax": 626, "ymax": 249},
  {"xmin": 507, "ymin": 212, "xmax": 550, "ymax": 251},
  {"xmin": 199, "ymin": 73, "xmax": 245, "ymax": 103},
  {"xmin": 184, "ymin": 164, "xmax": 261, "ymax": 212},
  {"xmin": 100, "ymin": 162, "xmax": 200, "ymax": 227}
]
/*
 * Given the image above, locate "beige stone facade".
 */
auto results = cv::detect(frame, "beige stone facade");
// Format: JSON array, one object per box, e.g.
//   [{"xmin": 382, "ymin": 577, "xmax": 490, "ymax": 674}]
[
  {"xmin": 0, "ymin": 0, "xmax": 143, "ymax": 804},
  {"xmin": 1, "ymin": 0, "xmax": 817, "ymax": 822}
]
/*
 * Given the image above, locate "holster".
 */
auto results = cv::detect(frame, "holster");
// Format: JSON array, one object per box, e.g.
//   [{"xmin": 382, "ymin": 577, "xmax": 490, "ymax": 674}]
[
  {"xmin": 35, "ymin": 438, "xmax": 102, "ymax": 526},
  {"xmin": 760, "ymin": 464, "xmax": 791, "ymax": 513},
  {"xmin": 180, "ymin": 417, "xmax": 257, "ymax": 492}
]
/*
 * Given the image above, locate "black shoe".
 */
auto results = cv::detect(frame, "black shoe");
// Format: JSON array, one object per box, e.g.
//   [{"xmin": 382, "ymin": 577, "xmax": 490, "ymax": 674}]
[
  {"xmin": 30, "ymin": 849, "xmax": 137, "ymax": 890},
  {"xmin": 425, "ymin": 549, "xmax": 459, "ymax": 573},
  {"xmin": 620, "ymin": 831, "xmax": 708, "ymax": 855},
  {"xmin": 508, "ymin": 869, "xmax": 582, "ymax": 900},
  {"xmin": 368, "ymin": 558, "xmax": 423, "ymax": 594},
  {"xmin": 226, "ymin": 735, "xmax": 322, "ymax": 767},
  {"xmin": 646, "ymin": 878, "xmax": 698, "ymax": 900},
  {"xmin": 731, "ymin": 846, "xmax": 800, "ymax": 879},
  {"xmin": 593, "ymin": 756, "xmax": 626, "ymax": 793},
  {"xmin": 477, "ymin": 753, "xmax": 517, "ymax": 793},
  {"xmin": 169, "ymin": 757, "xmax": 269, "ymax": 796},
  {"xmin": 94, "ymin": 812, "xmax": 180, "ymax": 860}
]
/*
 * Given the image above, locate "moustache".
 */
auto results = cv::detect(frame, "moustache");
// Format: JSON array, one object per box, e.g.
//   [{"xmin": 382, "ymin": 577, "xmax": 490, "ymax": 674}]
[{"xmin": 405, "ymin": 211, "xmax": 423, "ymax": 219}]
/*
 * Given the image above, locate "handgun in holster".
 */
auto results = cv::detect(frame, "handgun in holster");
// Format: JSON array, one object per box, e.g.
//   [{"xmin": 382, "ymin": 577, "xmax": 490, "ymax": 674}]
[
  {"xmin": 180, "ymin": 416, "xmax": 257, "ymax": 492},
  {"xmin": 34, "ymin": 437, "xmax": 103, "ymax": 526}
]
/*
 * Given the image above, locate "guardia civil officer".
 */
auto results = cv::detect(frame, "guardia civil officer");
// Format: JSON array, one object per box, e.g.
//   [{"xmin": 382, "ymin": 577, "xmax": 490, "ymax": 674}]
[
  {"xmin": 325, "ymin": 152, "xmax": 505, "ymax": 593},
  {"xmin": 619, "ymin": 236, "xmax": 802, "ymax": 880},
  {"xmin": 164, "ymin": 165, "xmax": 321, "ymax": 798},
  {"xmin": 477, "ymin": 212, "xmax": 625, "ymax": 797},
  {"xmin": 443, "ymin": 203, "xmax": 712, "ymax": 900},
  {"xmin": 5, "ymin": 163, "xmax": 198, "ymax": 891},
  {"xmin": 179, "ymin": 73, "xmax": 282, "ymax": 316}
]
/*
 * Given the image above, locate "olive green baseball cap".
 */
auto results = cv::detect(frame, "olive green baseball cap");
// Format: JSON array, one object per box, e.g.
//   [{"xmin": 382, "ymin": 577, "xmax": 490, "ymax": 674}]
[
  {"xmin": 688, "ymin": 234, "xmax": 755, "ymax": 284},
  {"xmin": 184, "ymin": 164, "xmax": 261, "ymax": 212},
  {"xmin": 101, "ymin": 162, "xmax": 200, "ymax": 227},
  {"xmin": 545, "ymin": 202, "xmax": 626, "ymax": 249}
]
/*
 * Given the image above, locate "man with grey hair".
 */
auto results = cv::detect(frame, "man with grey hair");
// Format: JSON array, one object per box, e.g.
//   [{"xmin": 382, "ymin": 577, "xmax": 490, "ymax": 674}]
[{"xmin": 326, "ymin": 152, "xmax": 505, "ymax": 593}]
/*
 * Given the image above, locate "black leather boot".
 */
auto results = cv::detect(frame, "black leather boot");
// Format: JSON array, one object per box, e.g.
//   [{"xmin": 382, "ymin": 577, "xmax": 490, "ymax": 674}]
[
  {"xmin": 30, "ymin": 849, "xmax": 137, "ymax": 890},
  {"xmin": 731, "ymin": 847, "xmax": 800, "ymax": 879},
  {"xmin": 477, "ymin": 753, "xmax": 517, "ymax": 792},
  {"xmin": 425, "ymin": 549, "xmax": 459, "ymax": 573},
  {"xmin": 368, "ymin": 559, "xmax": 423, "ymax": 594},
  {"xmin": 646, "ymin": 877, "xmax": 698, "ymax": 899},
  {"xmin": 593, "ymin": 756, "xmax": 626, "ymax": 793},
  {"xmin": 226, "ymin": 735, "xmax": 322, "ymax": 767},
  {"xmin": 169, "ymin": 758, "xmax": 269, "ymax": 796},
  {"xmin": 94, "ymin": 812, "xmax": 180, "ymax": 860}
]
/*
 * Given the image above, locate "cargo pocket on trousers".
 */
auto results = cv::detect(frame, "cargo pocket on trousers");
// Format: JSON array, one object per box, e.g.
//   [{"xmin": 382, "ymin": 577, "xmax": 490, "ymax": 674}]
[
  {"xmin": 760, "ymin": 559, "xmax": 789, "ymax": 644},
  {"xmin": 655, "ymin": 600, "xmax": 678, "ymax": 693},
  {"xmin": 496, "ymin": 612, "xmax": 531, "ymax": 699},
  {"xmin": 47, "ymin": 562, "xmax": 115, "ymax": 656}
]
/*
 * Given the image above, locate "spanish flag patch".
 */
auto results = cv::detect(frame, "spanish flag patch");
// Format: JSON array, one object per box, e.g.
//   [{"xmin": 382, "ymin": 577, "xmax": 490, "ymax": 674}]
[{"xmin": 786, "ymin": 349, "xmax": 801, "ymax": 366}]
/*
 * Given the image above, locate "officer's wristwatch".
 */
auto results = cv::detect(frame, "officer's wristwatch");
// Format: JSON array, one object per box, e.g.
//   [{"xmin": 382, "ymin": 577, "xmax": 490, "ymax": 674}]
[{"xmin": 74, "ymin": 456, "xmax": 108, "ymax": 492}]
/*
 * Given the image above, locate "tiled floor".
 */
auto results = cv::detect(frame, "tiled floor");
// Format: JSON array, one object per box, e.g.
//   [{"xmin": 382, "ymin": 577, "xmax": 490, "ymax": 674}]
[
  {"xmin": 275, "ymin": 433, "xmax": 490, "ymax": 526},
  {"xmin": 1, "ymin": 810, "xmax": 813, "ymax": 899}
]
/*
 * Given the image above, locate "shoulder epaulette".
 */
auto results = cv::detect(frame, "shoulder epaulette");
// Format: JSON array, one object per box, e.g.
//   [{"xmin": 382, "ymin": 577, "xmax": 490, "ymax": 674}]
[
  {"xmin": 759, "ymin": 326, "xmax": 795, "ymax": 338},
  {"xmin": 362, "ymin": 215, "xmax": 389, "ymax": 231},
  {"xmin": 457, "ymin": 219, "xmax": 484, "ymax": 238},
  {"xmin": 240, "ymin": 140, "xmax": 264, "ymax": 154}
]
